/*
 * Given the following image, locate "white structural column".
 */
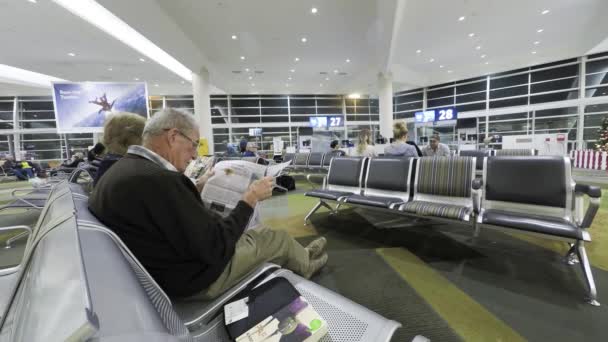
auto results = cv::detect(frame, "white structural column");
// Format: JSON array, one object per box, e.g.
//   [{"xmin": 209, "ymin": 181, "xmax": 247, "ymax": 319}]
[
  {"xmin": 192, "ymin": 67, "xmax": 214, "ymax": 154},
  {"xmin": 378, "ymin": 72, "xmax": 394, "ymax": 139}
]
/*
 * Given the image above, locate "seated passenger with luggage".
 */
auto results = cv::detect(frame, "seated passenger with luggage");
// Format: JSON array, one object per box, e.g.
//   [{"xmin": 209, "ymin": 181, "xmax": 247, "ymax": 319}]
[{"xmin": 89, "ymin": 108, "xmax": 328, "ymax": 300}]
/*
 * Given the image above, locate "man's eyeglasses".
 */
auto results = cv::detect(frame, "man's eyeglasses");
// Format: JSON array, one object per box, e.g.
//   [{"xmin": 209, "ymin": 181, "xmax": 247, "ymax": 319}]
[
  {"xmin": 177, "ymin": 131, "xmax": 200, "ymax": 150},
  {"xmin": 165, "ymin": 129, "xmax": 199, "ymax": 149}
]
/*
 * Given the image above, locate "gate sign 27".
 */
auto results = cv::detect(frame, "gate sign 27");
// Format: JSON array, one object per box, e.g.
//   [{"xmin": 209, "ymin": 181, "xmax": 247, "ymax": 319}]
[{"xmin": 414, "ymin": 107, "xmax": 458, "ymax": 123}]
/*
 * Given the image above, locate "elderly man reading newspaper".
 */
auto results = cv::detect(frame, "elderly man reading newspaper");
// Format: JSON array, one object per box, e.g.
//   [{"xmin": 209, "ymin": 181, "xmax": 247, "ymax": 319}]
[{"xmin": 90, "ymin": 108, "xmax": 328, "ymax": 300}]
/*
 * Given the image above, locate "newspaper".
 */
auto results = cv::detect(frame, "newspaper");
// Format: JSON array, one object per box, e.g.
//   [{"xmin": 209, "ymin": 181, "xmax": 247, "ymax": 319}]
[
  {"xmin": 184, "ymin": 156, "xmax": 215, "ymax": 179},
  {"xmin": 200, "ymin": 160, "xmax": 291, "ymax": 229}
]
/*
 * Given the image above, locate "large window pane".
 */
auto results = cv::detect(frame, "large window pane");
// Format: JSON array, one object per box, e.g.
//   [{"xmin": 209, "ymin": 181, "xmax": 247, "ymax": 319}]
[
  {"xmin": 261, "ymin": 116, "xmax": 289, "ymax": 123},
  {"xmin": 166, "ymin": 99, "xmax": 194, "ymax": 108},
  {"xmin": 232, "ymin": 108, "xmax": 259, "ymax": 116},
  {"xmin": 395, "ymin": 102, "xmax": 422, "ymax": 112},
  {"xmin": 490, "ymin": 97, "xmax": 528, "ymax": 108},
  {"xmin": 261, "ymin": 107, "xmax": 288, "ymax": 115},
  {"xmin": 535, "ymin": 107, "xmax": 577, "ymax": 117},
  {"xmin": 490, "ymin": 85, "xmax": 528, "ymax": 99},
  {"xmin": 583, "ymin": 114, "xmax": 607, "ymax": 128},
  {"xmin": 531, "ymin": 64, "xmax": 579, "ymax": 83},
  {"xmin": 585, "ymin": 103, "xmax": 608, "ymax": 114},
  {"xmin": 585, "ymin": 73, "xmax": 608, "ymax": 87},
  {"xmin": 428, "ymin": 97, "xmax": 454, "ymax": 108},
  {"xmin": 586, "ymin": 59, "xmax": 608, "ymax": 74},
  {"xmin": 529, "ymin": 91, "xmax": 578, "ymax": 104},
  {"xmin": 489, "ymin": 112, "xmax": 528, "ymax": 121},
  {"xmin": 490, "ymin": 74, "xmax": 528, "ymax": 89},
  {"xmin": 585, "ymin": 86, "xmax": 608, "ymax": 97},
  {"xmin": 231, "ymin": 99, "xmax": 259, "ymax": 107},
  {"xmin": 531, "ymin": 78, "xmax": 578, "ymax": 93},
  {"xmin": 456, "ymin": 92, "xmax": 485, "ymax": 104},
  {"xmin": 394, "ymin": 92, "xmax": 423, "ymax": 104},
  {"xmin": 316, "ymin": 99, "xmax": 342, "ymax": 107},
  {"xmin": 260, "ymin": 98, "xmax": 288, "ymax": 107},
  {"xmin": 290, "ymin": 107, "xmax": 314, "ymax": 115},
  {"xmin": 22, "ymin": 121, "xmax": 56, "ymax": 129},
  {"xmin": 427, "ymin": 87, "xmax": 454, "ymax": 99},
  {"xmin": 456, "ymin": 81, "xmax": 486, "ymax": 94},
  {"xmin": 230, "ymin": 116, "xmax": 260, "ymax": 124},
  {"xmin": 289, "ymin": 99, "xmax": 315, "ymax": 107},
  {"xmin": 456, "ymin": 102, "xmax": 486, "ymax": 112}
]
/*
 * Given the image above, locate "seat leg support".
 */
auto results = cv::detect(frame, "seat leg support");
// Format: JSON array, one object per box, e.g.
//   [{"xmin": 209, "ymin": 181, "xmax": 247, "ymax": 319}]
[
  {"xmin": 576, "ymin": 241, "xmax": 600, "ymax": 306},
  {"xmin": 565, "ymin": 243, "xmax": 579, "ymax": 265},
  {"xmin": 304, "ymin": 201, "xmax": 334, "ymax": 225}
]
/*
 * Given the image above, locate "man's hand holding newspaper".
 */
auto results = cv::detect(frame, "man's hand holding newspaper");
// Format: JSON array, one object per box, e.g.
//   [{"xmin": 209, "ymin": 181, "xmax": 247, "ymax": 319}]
[{"xmin": 242, "ymin": 177, "xmax": 274, "ymax": 208}]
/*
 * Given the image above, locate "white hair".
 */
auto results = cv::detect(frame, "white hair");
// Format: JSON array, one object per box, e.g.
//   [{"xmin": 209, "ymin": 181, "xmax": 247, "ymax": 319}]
[{"xmin": 143, "ymin": 108, "xmax": 198, "ymax": 144}]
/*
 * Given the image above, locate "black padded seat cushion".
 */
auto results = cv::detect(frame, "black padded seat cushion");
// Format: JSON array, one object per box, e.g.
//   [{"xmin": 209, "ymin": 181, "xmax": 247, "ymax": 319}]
[
  {"xmin": 344, "ymin": 194, "xmax": 404, "ymax": 208},
  {"xmin": 486, "ymin": 156, "xmax": 566, "ymax": 208},
  {"xmin": 482, "ymin": 209, "xmax": 582, "ymax": 239},
  {"xmin": 305, "ymin": 189, "xmax": 353, "ymax": 201}
]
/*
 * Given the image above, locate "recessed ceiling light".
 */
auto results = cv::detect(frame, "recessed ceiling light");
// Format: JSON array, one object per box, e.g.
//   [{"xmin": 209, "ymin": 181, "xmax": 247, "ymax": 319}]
[
  {"xmin": 458, "ymin": 16, "xmax": 465, "ymax": 21},
  {"xmin": 531, "ymin": 51, "xmax": 537, "ymax": 54},
  {"xmin": 537, "ymin": 28, "xmax": 544, "ymax": 33},
  {"xmin": 476, "ymin": 46, "xmax": 481, "ymax": 50},
  {"xmin": 311, "ymin": 7, "xmax": 318, "ymax": 14},
  {"xmin": 68, "ymin": 52, "xmax": 76, "ymax": 57},
  {"xmin": 541, "ymin": 9, "xmax": 550, "ymax": 15},
  {"xmin": 154, "ymin": 83, "xmax": 159, "ymax": 87},
  {"xmin": 481, "ymin": 54, "xmax": 486, "ymax": 58},
  {"xmin": 28, "ymin": 0, "xmax": 37, "ymax": 3},
  {"xmin": 286, "ymin": 83, "xmax": 289, "ymax": 87},
  {"xmin": 288, "ymin": 77, "xmax": 292, "ymax": 80},
  {"xmin": 346, "ymin": 59, "xmax": 351, "ymax": 63},
  {"xmin": 319, "ymin": 83, "xmax": 323, "ymax": 87},
  {"xmin": 301, "ymin": 37, "xmax": 307, "ymax": 43},
  {"xmin": 447, "ymin": 70, "xmax": 453, "ymax": 73},
  {"xmin": 240, "ymin": 56, "xmax": 245, "ymax": 60},
  {"xmin": 325, "ymin": 77, "xmax": 330, "ymax": 81},
  {"xmin": 251, "ymin": 83, "xmax": 255, "ymax": 86},
  {"xmin": 290, "ymin": 69, "xmax": 295, "ymax": 73},
  {"xmin": 181, "ymin": 80, "xmax": 185, "ymax": 84},
  {"xmin": 333, "ymin": 69, "xmax": 339, "ymax": 73},
  {"xmin": 416, "ymin": 49, "xmax": 422, "ymax": 54},
  {"xmin": 245, "ymin": 68, "xmax": 250, "ymax": 72},
  {"xmin": 468, "ymin": 33, "xmax": 475, "ymax": 37},
  {"xmin": 139, "ymin": 57, "xmax": 145, "ymax": 62},
  {"xmin": 107, "ymin": 67, "xmax": 113, "ymax": 71},
  {"xmin": 248, "ymin": 76, "xmax": 253, "ymax": 80},
  {"xmin": 429, "ymin": 58, "xmax": 435, "ymax": 62},
  {"xmin": 439, "ymin": 65, "xmax": 444, "ymax": 68},
  {"xmin": 485, "ymin": 61, "xmax": 489, "ymax": 65},
  {"xmin": 231, "ymin": 35, "xmax": 237, "ymax": 40},
  {"xmin": 534, "ymin": 41, "xmax": 540, "ymax": 45},
  {"xmin": 134, "ymin": 77, "xmax": 139, "ymax": 81},
  {"xmin": 294, "ymin": 57, "xmax": 300, "ymax": 62}
]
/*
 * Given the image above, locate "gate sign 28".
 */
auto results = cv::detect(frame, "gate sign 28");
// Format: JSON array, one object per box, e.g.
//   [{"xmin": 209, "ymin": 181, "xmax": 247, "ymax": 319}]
[{"xmin": 415, "ymin": 107, "xmax": 458, "ymax": 123}]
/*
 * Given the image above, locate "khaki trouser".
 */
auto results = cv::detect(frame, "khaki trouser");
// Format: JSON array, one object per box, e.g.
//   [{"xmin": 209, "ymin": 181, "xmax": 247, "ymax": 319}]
[{"xmin": 192, "ymin": 227, "xmax": 310, "ymax": 300}]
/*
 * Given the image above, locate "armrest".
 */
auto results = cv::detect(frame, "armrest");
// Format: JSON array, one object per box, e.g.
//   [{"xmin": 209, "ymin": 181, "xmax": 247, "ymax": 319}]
[
  {"xmin": 575, "ymin": 184, "xmax": 602, "ymax": 198},
  {"xmin": 472, "ymin": 178, "xmax": 483, "ymax": 190}
]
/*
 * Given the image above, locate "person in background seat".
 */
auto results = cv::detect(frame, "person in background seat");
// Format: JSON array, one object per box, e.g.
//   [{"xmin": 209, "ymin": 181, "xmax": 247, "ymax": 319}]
[
  {"xmin": 3, "ymin": 156, "xmax": 34, "ymax": 180},
  {"xmin": 90, "ymin": 108, "xmax": 327, "ymax": 300},
  {"xmin": 422, "ymin": 134, "xmax": 450, "ymax": 157},
  {"xmin": 94, "ymin": 112, "xmax": 146, "ymax": 186},
  {"xmin": 385, "ymin": 122, "xmax": 418, "ymax": 157},
  {"xmin": 88, "ymin": 142, "xmax": 105, "ymax": 163},
  {"xmin": 330, "ymin": 140, "xmax": 341, "ymax": 151},
  {"xmin": 62, "ymin": 152, "xmax": 85, "ymax": 168},
  {"xmin": 243, "ymin": 142, "xmax": 259, "ymax": 157},
  {"xmin": 353, "ymin": 128, "xmax": 377, "ymax": 157}
]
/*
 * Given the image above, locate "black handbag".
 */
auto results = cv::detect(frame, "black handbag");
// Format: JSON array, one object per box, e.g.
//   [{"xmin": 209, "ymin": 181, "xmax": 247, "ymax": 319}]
[{"xmin": 225, "ymin": 276, "xmax": 300, "ymax": 339}]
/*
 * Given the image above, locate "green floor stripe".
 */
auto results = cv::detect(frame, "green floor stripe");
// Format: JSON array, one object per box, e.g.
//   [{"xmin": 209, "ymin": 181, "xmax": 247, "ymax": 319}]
[{"xmin": 377, "ymin": 247, "xmax": 526, "ymax": 342}]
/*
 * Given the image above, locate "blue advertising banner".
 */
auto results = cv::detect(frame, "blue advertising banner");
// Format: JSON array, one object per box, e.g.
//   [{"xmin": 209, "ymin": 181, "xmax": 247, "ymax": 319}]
[{"xmin": 51, "ymin": 82, "xmax": 149, "ymax": 133}]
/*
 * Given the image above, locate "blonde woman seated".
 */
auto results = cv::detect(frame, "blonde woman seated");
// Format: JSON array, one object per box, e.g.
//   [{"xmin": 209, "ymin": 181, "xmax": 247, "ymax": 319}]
[
  {"xmin": 94, "ymin": 112, "xmax": 146, "ymax": 185},
  {"xmin": 384, "ymin": 122, "xmax": 418, "ymax": 157},
  {"xmin": 354, "ymin": 128, "xmax": 377, "ymax": 157}
]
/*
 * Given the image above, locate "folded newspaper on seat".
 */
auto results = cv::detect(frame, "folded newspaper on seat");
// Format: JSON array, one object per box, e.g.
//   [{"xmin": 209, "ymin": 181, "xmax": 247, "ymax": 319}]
[{"xmin": 200, "ymin": 159, "xmax": 291, "ymax": 228}]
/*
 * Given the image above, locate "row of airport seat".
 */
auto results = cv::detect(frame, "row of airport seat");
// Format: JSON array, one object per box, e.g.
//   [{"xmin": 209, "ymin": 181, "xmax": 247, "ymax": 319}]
[
  {"xmin": 304, "ymin": 155, "xmax": 602, "ymax": 305},
  {"xmin": 284, "ymin": 148, "xmax": 535, "ymax": 173},
  {"xmin": 0, "ymin": 181, "xmax": 400, "ymax": 340}
]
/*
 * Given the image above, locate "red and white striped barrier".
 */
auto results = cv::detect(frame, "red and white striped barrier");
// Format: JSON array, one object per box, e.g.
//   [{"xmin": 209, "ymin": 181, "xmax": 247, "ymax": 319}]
[{"xmin": 570, "ymin": 150, "xmax": 608, "ymax": 170}]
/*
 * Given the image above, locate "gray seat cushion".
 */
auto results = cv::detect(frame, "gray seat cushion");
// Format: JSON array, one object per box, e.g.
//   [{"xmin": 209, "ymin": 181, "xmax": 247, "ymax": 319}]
[
  {"xmin": 482, "ymin": 209, "xmax": 582, "ymax": 239},
  {"xmin": 401, "ymin": 201, "xmax": 471, "ymax": 220},
  {"xmin": 345, "ymin": 194, "xmax": 404, "ymax": 208},
  {"xmin": 305, "ymin": 190, "xmax": 353, "ymax": 201}
]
